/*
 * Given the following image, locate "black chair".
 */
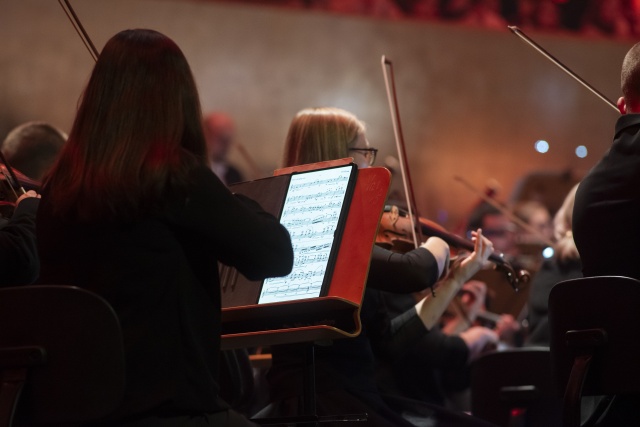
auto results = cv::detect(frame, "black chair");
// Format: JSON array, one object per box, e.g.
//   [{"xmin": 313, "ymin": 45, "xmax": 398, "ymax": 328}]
[
  {"xmin": 470, "ymin": 347, "xmax": 562, "ymax": 427},
  {"xmin": 548, "ymin": 276, "xmax": 640, "ymax": 427},
  {"xmin": 219, "ymin": 348, "xmax": 257, "ymax": 416},
  {"xmin": 0, "ymin": 285, "xmax": 125, "ymax": 426}
]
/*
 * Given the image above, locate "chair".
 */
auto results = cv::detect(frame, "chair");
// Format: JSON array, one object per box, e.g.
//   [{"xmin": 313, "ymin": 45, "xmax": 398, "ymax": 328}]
[
  {"xmin": 470, "ymin": 347, "xmax": 562, "ymax": 427},
  {"xmin": 218, "ymin": 348, "xmax": 257, "ymax": 416},
  {"xmin": 548, "ymin": 276, "xmax": 640, "ymax": 427},
  {"xmin": 0, "ymin": 285, "xmax": 125, "ymax": 426}
]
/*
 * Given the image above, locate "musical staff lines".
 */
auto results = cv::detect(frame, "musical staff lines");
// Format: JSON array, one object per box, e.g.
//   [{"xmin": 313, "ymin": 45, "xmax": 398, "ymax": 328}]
[{"xmin": 259, "ymin": 166, "xmax": 353, "ymax": 304}]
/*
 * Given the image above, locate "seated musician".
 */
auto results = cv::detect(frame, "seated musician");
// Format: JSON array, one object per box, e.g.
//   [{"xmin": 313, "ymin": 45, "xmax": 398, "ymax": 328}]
[
  {"xmin": 0, "ymin": 121, "xmax": 64, "ymax": 286},
  {"xmin": 260, "ymin": 107, "xmax": 497, "ymax": 427},
  {"xmin": 525, "ymin": 184, "xmax": 581, "ymax": 346},
  {"xmin": 35, "ymin": 29, "xmax": 294, "ymax": 427}
]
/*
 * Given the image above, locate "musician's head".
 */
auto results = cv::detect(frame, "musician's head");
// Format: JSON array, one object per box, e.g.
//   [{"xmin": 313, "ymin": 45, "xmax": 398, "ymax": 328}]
[
  {"xmin": 46, "ymin": 29, "xmax": 206, "ymax": 221},
  {"xmin": 203, "ymin": 112, "xmax": 236, "ymax": 164},
  {"xmin": 282, "ymin": 107, "xmax": 374, "ymax": 169},
  {"xmin": 619, "ymin": 41, "xmax": 640, "ymax": 113},
  {"xmin": 467, "ymin": 202, "xmax": 517, "ymax": 257},
  {"xmin": 1, "ymin": 122, "xmax": 67, "ymax": 181}
]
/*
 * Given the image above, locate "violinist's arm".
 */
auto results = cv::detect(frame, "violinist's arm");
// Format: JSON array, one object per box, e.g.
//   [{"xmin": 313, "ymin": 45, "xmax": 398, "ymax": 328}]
[
  {"xmin": 414, "ymin": 230, "xmax": 493, "ymax": 330},
  {"xmin": 442, "ymin": 280, "xmax": 487, "ymax": 335},
  {"xmin": 0, "ymin": 194, "xmax": 40, "ymax": 286},
  {"xmin": 368, "ymin": 236, "xmax": 449, "ymax": 293},
  {"xmin": 168, "ymin": 166, "xmax": 293, "ymax": 280}
]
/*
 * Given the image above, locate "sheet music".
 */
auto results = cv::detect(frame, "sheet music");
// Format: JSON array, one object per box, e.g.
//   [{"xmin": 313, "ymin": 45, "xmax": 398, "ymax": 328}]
[{"xmin": 259, "ymin": 165, "xmax": 355, "ymax": 304}]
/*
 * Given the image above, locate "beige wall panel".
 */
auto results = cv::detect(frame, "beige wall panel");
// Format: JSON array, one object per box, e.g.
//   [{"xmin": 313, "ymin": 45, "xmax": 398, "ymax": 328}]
[{"xmin": 1, "ymin": 0, "xmax": 633, "ymax": 227}]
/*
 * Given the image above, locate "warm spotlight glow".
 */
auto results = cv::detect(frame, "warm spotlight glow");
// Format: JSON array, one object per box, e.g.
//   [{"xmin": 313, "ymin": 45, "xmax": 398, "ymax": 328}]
[
  {"xmin": 535, "ymin": 140, "xmax": 549, "ymax": 153},
  {"xmin": 575, "ymin": 145, "xmax": 588, "ymax": 158}
]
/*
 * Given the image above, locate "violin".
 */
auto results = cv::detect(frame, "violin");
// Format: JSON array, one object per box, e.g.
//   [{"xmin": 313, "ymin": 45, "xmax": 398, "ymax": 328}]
[{"xmin": 376, "ymin": 205, "xmax": 530, "ymax": 290}]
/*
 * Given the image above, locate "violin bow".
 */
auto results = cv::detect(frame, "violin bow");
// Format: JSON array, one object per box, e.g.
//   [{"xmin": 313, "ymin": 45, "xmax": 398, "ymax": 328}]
[
  {"xmin": 380, "ymin": 57, "xmax": 527, "ymax": 290},
  {"xmin": 381, "ymin": 55, "xmax": 424, "ymax": 249},
  {"xmin": 58, "ymin": 0, "xmax": 99, "ymax": 62},
  {"xmin": 508, "ymin": 26, "xmax": 619, "ymax": 113},
  {"xmin": 453, "ymin": 175, "xmax": 555, "ymax": 248}
]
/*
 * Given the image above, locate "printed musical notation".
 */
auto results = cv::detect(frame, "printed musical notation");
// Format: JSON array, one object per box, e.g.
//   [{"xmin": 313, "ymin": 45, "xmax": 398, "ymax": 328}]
[{"xmin": 259, "ymin": 165, "xmax": 353, "ymax": 304}]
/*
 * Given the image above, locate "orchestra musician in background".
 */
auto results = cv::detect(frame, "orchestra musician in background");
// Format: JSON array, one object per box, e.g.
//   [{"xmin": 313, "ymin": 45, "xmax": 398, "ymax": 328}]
[
  {"xmin": 203, "ymin": 111, "xmax": 245, "ymax": 186},
  {"xmin": 525, "ymin": 184, "xmax": 581, "ymax": 347},
  {"xmin": 260, "ymin": 107, "xmax": 498, "ymax": 427},
  {"xmin": 0, "ymin": 121, "xmax": 65, "ymax": 286},
  {"xmin": 1, "ymin": 121, "xmax": 67, "ymax": 182},
  {"xmin": 35, "ymin": 29, "xmax": 293, "ymax": 427}
]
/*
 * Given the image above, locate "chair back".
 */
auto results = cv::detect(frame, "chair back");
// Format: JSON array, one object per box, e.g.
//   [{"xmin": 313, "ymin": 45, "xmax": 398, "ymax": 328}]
[
  {"xmin": 0, "ymin": 285, "xmax": 125, "ymax": 426},
  {"xmin": 470, "ymin": 347, "xmax": 562, "ymax": 426},
  {"xmin": 548, "ymin": 276, "xmax": 640, "ymax": 427}
]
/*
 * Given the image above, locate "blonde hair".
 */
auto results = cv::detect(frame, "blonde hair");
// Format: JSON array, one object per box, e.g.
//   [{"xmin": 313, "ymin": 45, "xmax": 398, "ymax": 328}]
[
  {"xmin": 553, "ymin": 183, "xmax": 580, "ymax": 263},
  {"xmin": 281, "ymin": 107, "xmax": 366, "ymax": 167}
]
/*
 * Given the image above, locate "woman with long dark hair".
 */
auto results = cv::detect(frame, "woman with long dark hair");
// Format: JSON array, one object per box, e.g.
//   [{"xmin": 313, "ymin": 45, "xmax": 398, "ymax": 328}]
[{"xmin": 36, "ymin": 29, "xmax": 293, "ymax": 426}]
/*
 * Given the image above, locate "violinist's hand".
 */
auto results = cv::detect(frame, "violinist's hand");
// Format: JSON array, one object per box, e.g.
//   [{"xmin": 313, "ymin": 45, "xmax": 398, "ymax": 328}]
[
  {"xmin": 16, "ymin": 190, "xmax": 40, "ymax": 205},
  {"xmin": 414, "ymin": 230, "xmax": 493, "ymax": 331},
  {"xmin": 448, "ymin": 229, "xmax": 493, "ymax": 286},
  {"xmin": 459, "ymin": 280, "xmax": 487, "ymax": 323},
  {"xmin": 459, "ymin": 325, "xmax": 499, "ymax": 362},
  {"xmin": 494, "ymin": 314, "xmax": 520, "ymax": 345},
  {"xmin": 421, "ymin": 236, "xmax": 450, "ymax": 280}
]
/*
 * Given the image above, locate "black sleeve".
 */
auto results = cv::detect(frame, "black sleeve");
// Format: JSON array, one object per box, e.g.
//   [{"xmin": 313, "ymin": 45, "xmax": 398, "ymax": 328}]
[
  {"xmin": 168, "ymin": 165, "xmax": 293, "ymax": 281},
  {"xmin": 405, "ymin": 327, "xmax": 469, "ymax": 369},
  {"xmin": 367, "ymin": 245, "xmax": 440, "ymax": 293},
  {"xmin": 0, "ymin": 198, "xmax": 40, "ymax": 286}
]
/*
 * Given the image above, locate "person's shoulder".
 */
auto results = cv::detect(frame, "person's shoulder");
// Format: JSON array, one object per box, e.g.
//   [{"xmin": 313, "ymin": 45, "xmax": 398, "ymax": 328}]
[{"xmin": 225, "ymin": 164, "xmax": 245, "ymax": 186}]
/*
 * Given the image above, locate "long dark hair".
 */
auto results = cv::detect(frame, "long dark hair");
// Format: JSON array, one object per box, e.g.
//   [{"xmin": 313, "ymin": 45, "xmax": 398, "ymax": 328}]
[{"xmin": 44, "ymin": 29, "xmax": 206, "ymax": 222}]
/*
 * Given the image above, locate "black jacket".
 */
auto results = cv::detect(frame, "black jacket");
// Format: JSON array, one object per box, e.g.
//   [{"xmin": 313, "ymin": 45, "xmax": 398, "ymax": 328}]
[{"xmin": 36, "ymin": 164, "xmax": 293, "ymax": 421}]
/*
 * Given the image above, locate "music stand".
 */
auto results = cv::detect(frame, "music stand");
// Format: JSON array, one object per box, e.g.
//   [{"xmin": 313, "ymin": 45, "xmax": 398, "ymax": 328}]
[{"xmin": 219, "ymin": 160, "xmax": 390, "ymax": 425}]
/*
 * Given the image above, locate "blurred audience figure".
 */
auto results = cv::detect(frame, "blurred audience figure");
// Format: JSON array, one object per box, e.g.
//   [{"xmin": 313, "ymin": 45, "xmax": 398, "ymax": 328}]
[
  {"xmin": 509, "ymin": 0, "xmax": 536, "ymax": 28},
  {"xmin": 622, "ymin": 0, "xmax": 640, "ymax": 37},
  {"xmin": 203, "ymin": 112, "xmax": 245, "ymax": 186},
  {"xmin": 525, "ymin": 184, "xmax": 581, "ymax": 346},
  {"xmin": 581, "ymin": 0, "xmax": 632, "ymax": 38},
  {"xmin": 440, "ymin": 0, "xmax": 474, "ymax": 22},
  {"xmin": 1, "ymin": 121, "xmax": 66, "ymax": 182},
  {"xmin": 402, "ymin": 0, "xmax": 441, "ymax": 20},
  {"xmin": 466, "ymin": 0, "xmax": 507, "ymax": 29},
  {"xmin": 531, "ymin": 0, "xmax": 563, "ymax": 32},
  {"xmin": 309, "ymin": 0, "xmax": 404, "ymax": 19}
]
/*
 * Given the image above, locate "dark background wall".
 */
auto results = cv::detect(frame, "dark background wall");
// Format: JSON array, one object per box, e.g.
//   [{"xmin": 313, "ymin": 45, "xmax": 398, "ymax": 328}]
[{"xmin": 1, "ymin": 0, "xmax": 631, "ymax": 228}]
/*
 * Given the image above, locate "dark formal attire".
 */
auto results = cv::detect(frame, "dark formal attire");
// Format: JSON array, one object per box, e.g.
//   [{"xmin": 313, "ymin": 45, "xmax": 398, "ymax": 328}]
[
  {"xmin": 525, "ymin": 257, "xmax": 582, "ymax": 346},
  {"xmin": 373, "ymin": 292, "xmax": 470, "ymax": 407},
  {"xmin": 224, "ymin": 164, "xmax": 244, "ymax": 186},
  {"xmin": 36, "ymin": 164, "xmax": 293, "ymax": 426},
  {"xmin": 263, "ymin": 246, "xmax": 497, "ymax": 427},
  {"xmin": 572, "ymin": 113, "xmax": 640, "ymax": 426},
  {"xmin": 0, "ymin": 197, "xmax": 39, "ymax": 286},
  {"xmin": 212, "ymin": 161, "xmax": 244, "ymax": 186},
  {"xmin": 573, "ymin": 114, "xmax": 640, "ymax": 279}
]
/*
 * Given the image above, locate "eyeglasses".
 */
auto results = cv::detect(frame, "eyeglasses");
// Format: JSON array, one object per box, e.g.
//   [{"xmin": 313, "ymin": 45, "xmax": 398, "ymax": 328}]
[{"xmin": 348, "ymin": 148, "xmax": 378, "ymax": 166}]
